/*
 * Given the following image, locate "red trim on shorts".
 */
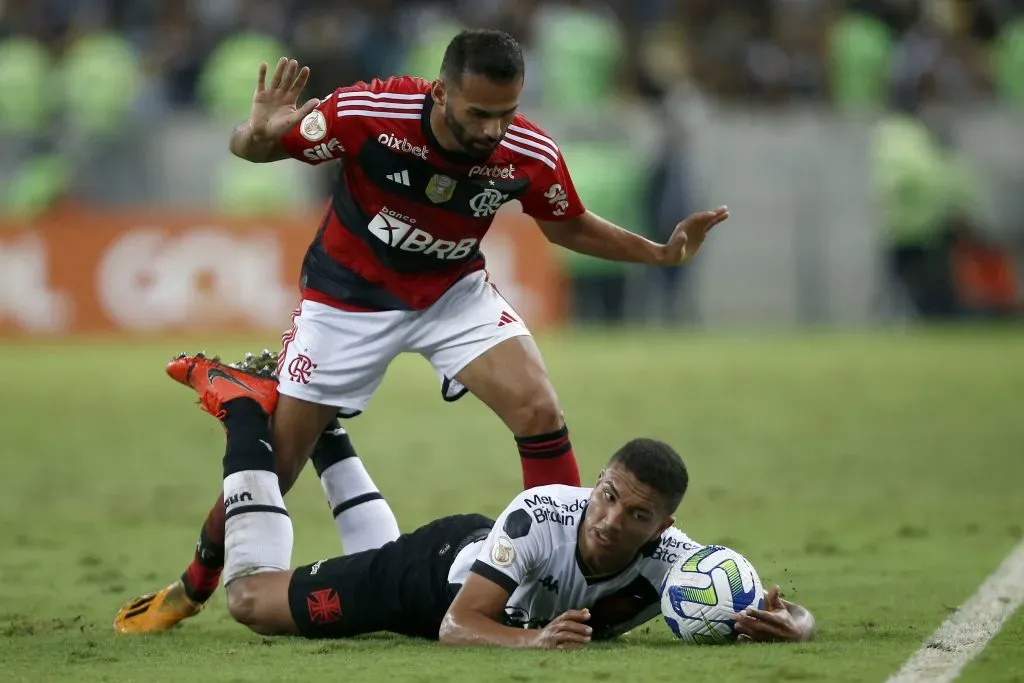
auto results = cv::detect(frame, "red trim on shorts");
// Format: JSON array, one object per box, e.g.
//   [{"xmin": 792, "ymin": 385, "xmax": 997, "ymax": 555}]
[
  {"xmin": 483, "ymin": 270, "xmax": 520, "ymax": 319},
  {"xmin": 276, "ymin": 303, "xmax": 303, "ymax": 377}
]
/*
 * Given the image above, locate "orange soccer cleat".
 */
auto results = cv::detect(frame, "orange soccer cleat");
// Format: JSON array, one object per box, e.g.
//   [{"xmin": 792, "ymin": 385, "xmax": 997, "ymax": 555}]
[
  {"xmin": 113, "ymin": 580, "xmax": 202, "ymax": 634},
  {"xmin": 165, "ymin": 351, "xmax": 279, "ymax": 419}
]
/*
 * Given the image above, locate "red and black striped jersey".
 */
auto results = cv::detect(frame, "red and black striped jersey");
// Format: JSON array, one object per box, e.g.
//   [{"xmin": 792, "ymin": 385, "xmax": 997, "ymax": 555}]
[{"xmin": 280, "ymin": 75, "xmax": 584, "ymax": 312}]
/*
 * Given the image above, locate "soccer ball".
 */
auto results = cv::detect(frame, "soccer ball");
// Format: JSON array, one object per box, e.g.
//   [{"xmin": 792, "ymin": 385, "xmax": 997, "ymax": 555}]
[{"xmin": 661, "ymin": 544, "xmax": 765, "ymax": 644}]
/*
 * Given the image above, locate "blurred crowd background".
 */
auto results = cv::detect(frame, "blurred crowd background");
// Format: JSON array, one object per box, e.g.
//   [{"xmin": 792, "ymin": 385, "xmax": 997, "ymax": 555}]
[{"xmin": 1, "ymin": 0, "xmax": 1023, "ymax": 329}]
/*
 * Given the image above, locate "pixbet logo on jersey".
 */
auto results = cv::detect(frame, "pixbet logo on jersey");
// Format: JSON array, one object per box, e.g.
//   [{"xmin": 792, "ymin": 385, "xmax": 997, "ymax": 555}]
[
  {"xmin": 377, "ymin": 133, "xmax": 428, "ymax": 160},
  {"xmin": 468, "ymin": 163, "xmax": 515, "ymax": 179},
  {"xmin": 366, "ymin": 207, "xmax": 477, "ymax": 260}
]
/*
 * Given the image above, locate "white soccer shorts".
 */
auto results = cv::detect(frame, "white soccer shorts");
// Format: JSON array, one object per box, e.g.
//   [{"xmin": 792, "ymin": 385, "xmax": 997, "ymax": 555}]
[{"xmin": 276, "ymin": 271, "xmax": 530, "ymax": 414}]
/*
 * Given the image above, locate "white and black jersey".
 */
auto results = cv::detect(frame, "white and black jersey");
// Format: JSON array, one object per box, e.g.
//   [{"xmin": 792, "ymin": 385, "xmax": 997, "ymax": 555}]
[
  {"xmin": 447, "ymin": 485, "xmax": 700, "ymax": 638},
  {"xmin": 287, "ymin": 486, "xmax": 699, "ymax": 641}
]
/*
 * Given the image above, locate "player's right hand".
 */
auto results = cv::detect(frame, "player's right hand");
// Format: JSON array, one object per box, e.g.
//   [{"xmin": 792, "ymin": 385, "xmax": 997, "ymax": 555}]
[
  {"xmin": 531, "ymin": 609, "xmax": 592, "ymax": 649},
  {"xmin": 249, "ymin": 57, "xmax": 321, "ymax": 141}
]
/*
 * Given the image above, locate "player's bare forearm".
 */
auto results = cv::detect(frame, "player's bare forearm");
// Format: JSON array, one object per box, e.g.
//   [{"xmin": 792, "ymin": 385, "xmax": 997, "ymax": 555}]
[
  {"xmin": 537, "ymin": 211, "xmax": 667, "ymax": 266},
  {"xmin": 228, "ymin": 120, "xmax": 289, "ymax": 163},
  {"xmin": 438, "ymin": 606, "xmax": 536, "ymax": 648},
  {"xmin": 440, "ymin": 575, "xmax": 536, "ymax": 648}
]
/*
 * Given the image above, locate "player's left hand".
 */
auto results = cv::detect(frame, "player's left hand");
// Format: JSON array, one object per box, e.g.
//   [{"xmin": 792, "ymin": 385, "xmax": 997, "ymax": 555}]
[
  {"xmin": 659, "ymin": 206, "xmax": 730, "ymax": 266},
  {"xmin": 732, "ymin": 586, "xmax": 803, "ymax": 643}
]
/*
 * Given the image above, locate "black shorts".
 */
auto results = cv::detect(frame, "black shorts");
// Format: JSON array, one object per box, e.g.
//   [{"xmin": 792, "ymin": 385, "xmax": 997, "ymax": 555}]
[{"xmin": 288, "ymin": 513, "xmax": 493, "ymax": 640}]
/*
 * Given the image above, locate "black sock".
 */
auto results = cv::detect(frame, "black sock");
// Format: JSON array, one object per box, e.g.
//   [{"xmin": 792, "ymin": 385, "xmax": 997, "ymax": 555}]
[
  {"xmin": 221, "ymin": 398, "xmax": 275, "ymax": 476},
  {"xmin": 311, "ymin": 419, "xmax": 358, "ymax": 477}
]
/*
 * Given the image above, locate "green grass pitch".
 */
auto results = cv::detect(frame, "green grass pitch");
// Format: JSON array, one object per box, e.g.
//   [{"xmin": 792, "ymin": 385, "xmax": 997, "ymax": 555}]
[{"xmin": 1, "ymin": 328, "xmax": 1022, "ymax": 682}]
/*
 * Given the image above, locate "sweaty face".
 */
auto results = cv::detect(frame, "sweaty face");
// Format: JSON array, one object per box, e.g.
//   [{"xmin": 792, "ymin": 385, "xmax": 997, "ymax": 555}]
[
  {"xmin": 579, "ymin": 464, "xmax": 674, "ymax": 576},
  {"xmin": 439, "ymin": 73, "xmax": 521, "ymax": 158}
]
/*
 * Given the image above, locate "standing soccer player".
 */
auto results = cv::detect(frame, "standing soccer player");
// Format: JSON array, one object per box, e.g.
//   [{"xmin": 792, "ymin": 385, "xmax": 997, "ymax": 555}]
[{"xmin": 115, "ymin": 29, "xmax": 728, "ymax": 634}]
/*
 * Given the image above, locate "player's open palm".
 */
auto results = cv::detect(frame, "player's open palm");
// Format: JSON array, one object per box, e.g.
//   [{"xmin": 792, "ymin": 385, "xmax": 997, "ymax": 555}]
[
  {"xmin": 662, "ymin": 206, "xmax": 731, "ymax": 265},
  {"xmin": 250, "ymin": 57, "xmax": 321, "ymax": 141},
  {"xmin": 531, "ymin": 609, "xmax": 593, "ymax": 649}
]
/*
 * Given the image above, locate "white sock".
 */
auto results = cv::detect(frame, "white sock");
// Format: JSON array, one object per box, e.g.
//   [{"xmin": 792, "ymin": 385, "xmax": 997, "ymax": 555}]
[
  {"xmin": 223, "ymin": 469, "xmax": 293, "ymax": 585},
  {"xmin": 319, "ymin": 457, "xmax": 400, "ymax": 554}
]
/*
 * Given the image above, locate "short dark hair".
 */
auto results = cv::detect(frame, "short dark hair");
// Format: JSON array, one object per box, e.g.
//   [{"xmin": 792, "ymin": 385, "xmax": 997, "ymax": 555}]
[
  {"xmin": 440, "ymin": 29, "xmax": 525, "ymax": 86},
  {"xmin": 608, "ymin": 438, "xmax": 689, "ymax": 514}
]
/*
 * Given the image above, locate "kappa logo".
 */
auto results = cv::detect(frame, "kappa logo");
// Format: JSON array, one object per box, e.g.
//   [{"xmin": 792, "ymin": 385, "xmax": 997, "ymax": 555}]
[
  {"xmin": 469, "ymin": 187, "xmax": 508, "ymax": 218},
  {"xmin": 366, "ymin": 207, "xmax": 477, "ymax": 260},
  {"xmin": 303, "ymin": 137, "xmax": 343, "ymax": 161},
  {"xmin": 539, "ymin": 574, "xmax": 560, "ymax": 594},
  {"xmin": 377, "ymin": 132, "xmax": 428, "ymax": 160},
  {"xmin": 468, "ymin": 163, "xmax": 516, "ymax": 180}
]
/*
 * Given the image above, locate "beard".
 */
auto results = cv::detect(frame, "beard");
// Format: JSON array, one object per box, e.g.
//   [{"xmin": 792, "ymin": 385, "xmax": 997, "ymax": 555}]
[{"xmin": 444, "ymin": 109, "xmax": 499, "ymax": 159}]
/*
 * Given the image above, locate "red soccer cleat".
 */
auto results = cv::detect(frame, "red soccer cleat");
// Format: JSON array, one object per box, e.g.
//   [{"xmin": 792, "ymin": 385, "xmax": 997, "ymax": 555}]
[{"xmin": 165, "ymin": 352, "xmax": 279, "ymax": 419}]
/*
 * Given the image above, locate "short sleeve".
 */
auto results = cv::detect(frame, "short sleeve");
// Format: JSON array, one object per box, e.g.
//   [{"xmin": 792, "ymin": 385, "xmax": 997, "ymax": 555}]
[
  {"xmin": 469, "ymin": 493, "xmax": 550, "ymax": 594},
  {"xmin": 520, "ymin": 149, "xmax": 586, "ymax": 222}
]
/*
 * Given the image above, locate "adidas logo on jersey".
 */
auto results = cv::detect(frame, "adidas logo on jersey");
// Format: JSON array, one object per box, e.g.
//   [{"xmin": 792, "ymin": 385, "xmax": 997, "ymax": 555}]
[
  {"xmin": 303, "ymin": 138, "xmax": 343, "ymax": 161},
  {"xmin": 367, "ymin": 207, "xmax": 477, "ymax": 260},
  {"xmin": 377, "ymin": 132, "xmax": 428, "ymax": 160},
  {"xmin": 386, "ymin": 170, "xmax": 411, "ymax": 186}
]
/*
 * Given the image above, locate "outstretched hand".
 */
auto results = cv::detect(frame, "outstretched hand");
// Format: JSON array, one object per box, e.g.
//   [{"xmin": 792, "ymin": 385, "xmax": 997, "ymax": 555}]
[
  {"xmin": 249, "ymin": 57, "xmax": 321, "ymax": 141},
  {"xmin": 659, "ymin": 206, "xmax": 730, "ymax": 266}
]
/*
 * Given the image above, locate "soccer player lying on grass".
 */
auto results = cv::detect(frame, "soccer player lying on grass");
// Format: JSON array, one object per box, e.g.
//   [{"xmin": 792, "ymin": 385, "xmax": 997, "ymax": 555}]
[{"xmin": 143, "ymin": 364, "xmax": 814, "ymax": 647}]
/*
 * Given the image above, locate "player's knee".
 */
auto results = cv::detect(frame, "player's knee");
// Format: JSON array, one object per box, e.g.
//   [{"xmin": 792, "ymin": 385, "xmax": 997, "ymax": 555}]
[
  {"xmin": 513, "ymin": 386, "xmax": 563, "ymax": 435},
  {"xmin": 226, "ymin": 579, "xmax": 276, "ymax": 635},
  {"xmin": 227, "ymin": 580, "xmax": 258, "ymax": 627},
  {"xmin": 268, "ymin": 398, "xmax": 336, "ymax": 493}
]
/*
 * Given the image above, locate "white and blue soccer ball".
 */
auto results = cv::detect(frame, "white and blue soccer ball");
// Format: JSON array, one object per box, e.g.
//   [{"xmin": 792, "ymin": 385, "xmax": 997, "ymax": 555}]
[{"xmin": 661, "ymin": 544, "xmax": 765, "ymax": 644}]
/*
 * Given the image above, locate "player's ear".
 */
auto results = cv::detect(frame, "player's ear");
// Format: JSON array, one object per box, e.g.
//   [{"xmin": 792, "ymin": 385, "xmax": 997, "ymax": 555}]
[
  {"xmin": 657, "ymin": 515, "xmax": 676, "ymax": 535},
  {"xmin": 594, "ymin": 469, "xmax": 605, "ymax": 487},
  {"xmin": 430, "ymin": 80, "xmax": 446, "ymax": 107}
]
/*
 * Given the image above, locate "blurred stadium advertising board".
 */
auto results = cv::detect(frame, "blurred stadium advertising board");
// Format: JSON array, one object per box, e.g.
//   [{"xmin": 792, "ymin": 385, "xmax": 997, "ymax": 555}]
[{"xmin": 0, "ymin": 208, "xmax": 565, "ymax": 337}]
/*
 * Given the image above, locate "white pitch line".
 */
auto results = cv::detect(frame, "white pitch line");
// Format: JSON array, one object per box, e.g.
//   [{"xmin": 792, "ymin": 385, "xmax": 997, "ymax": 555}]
[{"xmin": 886, "ymin": 538, "xmax": 1024, "ymax": 683}]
